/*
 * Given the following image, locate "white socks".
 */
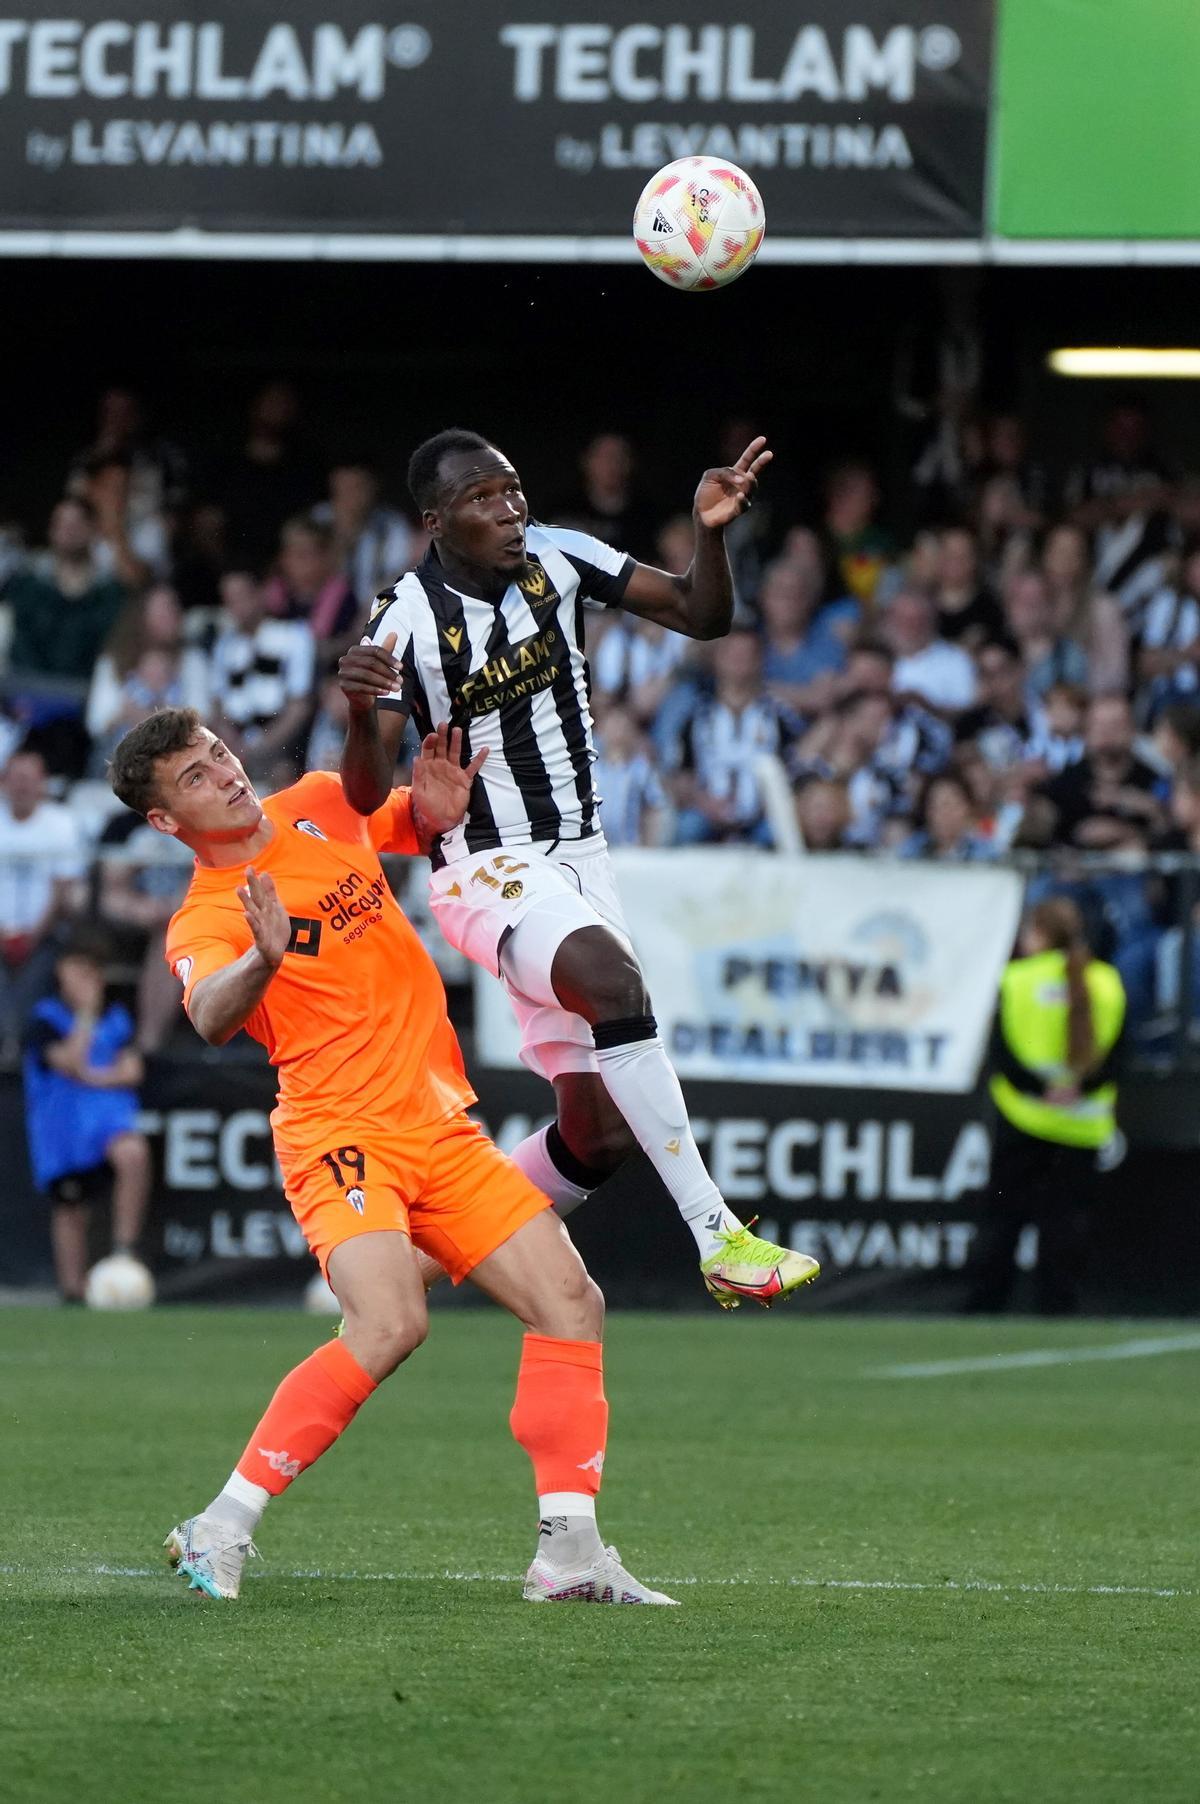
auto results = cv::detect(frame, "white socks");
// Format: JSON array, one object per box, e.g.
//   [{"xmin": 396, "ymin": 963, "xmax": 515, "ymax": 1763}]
[
  {"xmin": 508, "ymin": 1021, "xmax": 741, "ymax": 1263},
  {"xmin": 592, "ymin": 1017, "xmax": 742, "ymax": 1261},
  {"xmin": 537, "ymin": 1491, "xmax": 603, "ymax": 1568},
  {"xmin": 209, "ymin": 1469, "xmax": 270, "ymax": 1537},
  {"xmin": 507, "ymin": 1125, "xmax": 594, "ymax": 1220}
]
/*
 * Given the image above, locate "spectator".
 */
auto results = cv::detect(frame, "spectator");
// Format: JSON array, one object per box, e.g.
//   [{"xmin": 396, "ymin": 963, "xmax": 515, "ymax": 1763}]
[
  {"xmin": 263, "ymin": 514, "xmax": 360, "ymax": 665},
  {"xmin": 968, "ymin": 898, "xmax": 1125, "ymax": 1314},
  {"xmin": 933, "ymin": 527, "xmax": 1004, "ymax": 648},
  {"xmin": 210, "ymin": 569, "xmax": 316, "ymax": 788},
  {"xmin": 0, "ymin": 750, "xmax": 84, "ymax": 1060},
  {"xmin": 592, "ymin": 613, "xmax": 687, "ymax": 728},
  {"xmin": 899, "ymin": 771, "xmax": 997, "ymax": 862},
  {"xmin": 593, "ymin": 704, "xmax": 667, "ymax": 847},
  {"xmin": 1066, "ymin": 400, "xmax": 1176, "ymax": 616},
  {"xmin": 883, "ymin": 590, "xmax": 977, "ymax": 714},
  {"xmin": 304, "ymin": 675, "xmax": 352, "ymax": 774},
  {"xmin": 956, "ymin": 633, "xmax": 1041, "ymax": 771},
  {"xmin": 795, "ymin": 647, "xmax": 950, "ymax": 847},
  {"xmin": 974, "ymin": 411, "xmax": 1051, "ymax": 569},
  {"xmin": 207, "ymin": 381, "xmax": 324, "ymax": 571},
  {"xmin": 86, "ymin": 584, "xmax": 209, "ymax": 770},
  {"xmin": 1134, "ymin": 544, "xmax": 1200, "ymax": 717},
  {"xmin": 668, "ymin": 629, "xmax": 793, "ymax": 845},
  {"xmin": 1038, "ymin": 694, "xmax": 1164, "ymax": 850},
  {"xmin": 553, "ymin": 432, "xmax": 657, "ymax": 560},
  {"xmin": 653, "ymin": 513, "xmax": 695, "ymax": 579},
  {"xmin": 1031, "ymin": 681, "xmax": 1088, "ymax": 775},
  {"xmin": 312, "ymin": 457, "xmax": 416, "ymax": 603},
  {"xmin": 1004, "ymin": 570, "xmax": 1090, "ymax": 701},
  {"xmin": 821, "ymin": 460, "xmax": 895, "ymax": 607},
  {"xmin": 1041, "ymin": 523, "xmax": 1128, "ymax": 695},
  {"xmin": 81, "ymin": 451, "xmax": 164, "ymax": 587},
  {"xmin": 4, "ymin": 497, "xmax": 126, "ymax": 774},
  {"xmin": 1150, "ymin": 701, "xmax": 1200, "ymax": 790},
  {"xmin": 22, "ymin": 935, "xmax": 151, "ymax": 1302},
  {"xmin": 67, "ymin": 385, "xmax": 188, "ymax": 543},
  {"xmin": 758, "ymin": 555, "xmax": 859, "ymax": 719},
  {"xmin": 94, "ymin": 807, "xmax": 193, "ymax": 1053},
  {"xmin": 794, "ymin": 777, "xmax": 852, "ymax": 851}
]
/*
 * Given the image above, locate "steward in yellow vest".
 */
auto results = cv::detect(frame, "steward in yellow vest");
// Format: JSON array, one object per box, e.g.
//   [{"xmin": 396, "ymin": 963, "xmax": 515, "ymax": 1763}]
[{"xmin": 968, "ymin": 898, "xmax": 1126, "ymax": 1314}]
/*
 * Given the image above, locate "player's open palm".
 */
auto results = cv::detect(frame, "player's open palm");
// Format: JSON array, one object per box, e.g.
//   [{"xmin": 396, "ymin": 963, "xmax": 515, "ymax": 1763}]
[
  {"xmin": 694, "ymin": 435, "xmax": 773, "ymax": 529},
  {"xmin": 236, "ymin": 867, "xmax": 291, "ymax": 970},
  {"xmin": 412, "ymin": 721, "xmax": 489, "ymax": 833}
]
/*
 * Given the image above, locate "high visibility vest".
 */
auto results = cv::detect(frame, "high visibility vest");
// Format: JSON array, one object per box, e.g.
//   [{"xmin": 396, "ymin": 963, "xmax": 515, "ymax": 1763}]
[{"xmin": 990, "ymin": 950, "xmax": 1125, "ymax": 1148}]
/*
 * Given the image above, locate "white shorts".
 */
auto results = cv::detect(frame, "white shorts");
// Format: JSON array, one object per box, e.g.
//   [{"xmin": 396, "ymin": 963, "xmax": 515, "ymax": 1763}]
[{"xmin": 428, "ymin": 839, "xmax": 634, "ymax": 1082}]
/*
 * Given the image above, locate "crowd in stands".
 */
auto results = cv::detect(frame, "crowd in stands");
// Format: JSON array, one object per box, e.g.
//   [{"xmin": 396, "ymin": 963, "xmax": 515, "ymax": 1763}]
[{"xmin": 3, "ymin": 382, "xmax": 1200, "ymax": 1059}]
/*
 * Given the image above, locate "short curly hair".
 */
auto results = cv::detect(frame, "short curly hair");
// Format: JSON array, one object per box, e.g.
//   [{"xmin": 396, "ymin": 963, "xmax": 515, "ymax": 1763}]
[
  {"xmin": 108, "ymin": 707, "xmax": 204, "ymax": 817},
  {"xmin": 407, "ymin": 428, "xmax": 496, "ymax": 513}
]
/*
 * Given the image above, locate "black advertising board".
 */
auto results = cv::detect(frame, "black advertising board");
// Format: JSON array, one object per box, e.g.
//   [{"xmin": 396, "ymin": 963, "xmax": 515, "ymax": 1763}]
[
  {"xmin": 0, "ymin": 3, "xmax": 993, "ymax": 244},
  {"xmin": 5, "ymin": 1059, "xmax": 1195, "ymax": 1314}
]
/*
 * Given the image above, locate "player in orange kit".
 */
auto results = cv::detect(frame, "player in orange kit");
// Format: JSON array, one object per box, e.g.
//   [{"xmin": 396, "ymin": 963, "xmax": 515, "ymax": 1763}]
[{"xmin": 108, "ymin": 707, "xmax": 676, "ymax": 1606}]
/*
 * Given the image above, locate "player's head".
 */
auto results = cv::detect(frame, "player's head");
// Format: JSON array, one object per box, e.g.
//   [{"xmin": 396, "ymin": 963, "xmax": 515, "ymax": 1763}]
[
  {"xmin": 109, "ymin": 708, "xmax": 263, "ymax": 846},
  {"xmin": 408, "ymin": 428, "xmax": 529, "ymax": 580}
]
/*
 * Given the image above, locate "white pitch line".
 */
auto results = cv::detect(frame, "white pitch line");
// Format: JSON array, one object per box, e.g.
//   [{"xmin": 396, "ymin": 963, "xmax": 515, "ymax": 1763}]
[
  {"xmin": 876, "ymin": 1331, "xmax": 1200, "ymax": 1380},
  {"xmin": 0, "ymin": 1564, "xmax": 1191, "ymax": 1600}
]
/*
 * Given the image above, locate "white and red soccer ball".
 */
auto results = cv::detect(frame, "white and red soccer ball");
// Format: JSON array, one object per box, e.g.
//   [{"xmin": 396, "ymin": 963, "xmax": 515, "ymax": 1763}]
[{"xmin": 633, "ymin": 157, "xmax": 765, "ymax": 291}]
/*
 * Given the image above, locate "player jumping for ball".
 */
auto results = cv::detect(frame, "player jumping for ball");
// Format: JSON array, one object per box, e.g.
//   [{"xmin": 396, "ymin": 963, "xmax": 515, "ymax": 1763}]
[
  {"xmin": 108, "ymin": 708, "xmax": 676, "ymax": 1605},
  {"xmin": 338, "ymin": 429, "xmax": 818, "ymax": 1307}
]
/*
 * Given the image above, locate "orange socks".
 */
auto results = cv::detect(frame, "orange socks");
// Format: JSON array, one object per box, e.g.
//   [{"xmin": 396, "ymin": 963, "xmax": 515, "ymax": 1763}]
[
  {"xmin": 509, "ymin": 1334, "xmax": 609, "ymax": 1498},
  {"xmin": 235, "ymin": 1339, "xmax": 377, "ymax": 1496}
]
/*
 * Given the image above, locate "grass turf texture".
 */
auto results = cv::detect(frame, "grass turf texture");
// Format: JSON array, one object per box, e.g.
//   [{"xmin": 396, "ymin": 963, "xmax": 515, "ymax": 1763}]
[{"xmin": 2, "ymin": 1310, "xmax": 1197, "ymax": 1804}]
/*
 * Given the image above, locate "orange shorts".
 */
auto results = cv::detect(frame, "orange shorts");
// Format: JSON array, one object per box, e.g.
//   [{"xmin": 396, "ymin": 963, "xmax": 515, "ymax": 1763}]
[{"xmin": 276, "ymin": 1109, "xmax": 550, "ymax": 1281}]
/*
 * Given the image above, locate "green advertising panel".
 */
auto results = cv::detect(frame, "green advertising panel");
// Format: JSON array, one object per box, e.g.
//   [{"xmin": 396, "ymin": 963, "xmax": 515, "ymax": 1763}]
[{"xmin": 993, "ymin": 0, "xmax": 1200, "ymax": 238}]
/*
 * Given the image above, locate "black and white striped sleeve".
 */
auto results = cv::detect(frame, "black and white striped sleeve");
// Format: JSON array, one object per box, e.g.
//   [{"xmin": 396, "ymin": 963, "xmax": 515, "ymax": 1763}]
[
  {"xmin": 540, "ymin": 525, "xmax": 635, "ymax": 611},
  {"xmin": 367, "ymin": 583, "xmax": 421, "ymax": 716}
]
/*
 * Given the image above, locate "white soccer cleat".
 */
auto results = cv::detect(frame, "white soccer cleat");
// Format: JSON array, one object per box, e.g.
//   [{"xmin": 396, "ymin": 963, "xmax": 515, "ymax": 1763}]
[
  {"xmin": 523, "ymin": 1544, "xmax": 679, "ymax": 1606},
  {"xmin": 165, "ymin": 1513, "xmax": 258, "ymax": 1600}
]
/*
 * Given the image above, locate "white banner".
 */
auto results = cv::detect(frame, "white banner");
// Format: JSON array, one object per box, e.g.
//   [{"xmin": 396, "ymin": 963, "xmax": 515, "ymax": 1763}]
[{"xmin": 474, "ymin": 850, "xmax": 1023, "ymax": 1091}]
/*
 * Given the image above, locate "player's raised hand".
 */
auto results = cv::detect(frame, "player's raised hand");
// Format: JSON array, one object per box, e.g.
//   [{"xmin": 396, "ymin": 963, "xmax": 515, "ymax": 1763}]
[
  {"xmin": 236, "ymin": 867, "xmax": 292, "ymax": 971},
  {"xmin": 693, "ymin": 435, "xmax": 773, "ymax": 530},
  {"xmin": 338, "ymin": 631, "xmax": 402, "ymax": 715},
  {"xmin": 412, "ymin": 720, "xmax": 489, "ymax": 833}
]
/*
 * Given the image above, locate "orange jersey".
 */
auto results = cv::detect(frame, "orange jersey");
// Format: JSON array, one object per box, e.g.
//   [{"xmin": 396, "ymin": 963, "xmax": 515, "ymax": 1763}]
[{"xmin": 164, "ymin": 772, "xmax": 474, "ymax": 1147}]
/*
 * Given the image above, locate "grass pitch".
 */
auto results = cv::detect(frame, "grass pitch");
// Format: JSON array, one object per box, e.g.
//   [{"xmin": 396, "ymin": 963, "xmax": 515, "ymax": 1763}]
[{"xmin": 2, "ymin": 1307, "xmax": 1197, "ymax": 1804}]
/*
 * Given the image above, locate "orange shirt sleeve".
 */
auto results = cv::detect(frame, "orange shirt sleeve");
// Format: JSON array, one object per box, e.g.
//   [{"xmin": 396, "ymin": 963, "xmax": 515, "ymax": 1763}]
[
  {"xmin": 367, "ymin": 787, "xmax": 420, "ymax": 857},
  {"xmin": 164, "ymin": 901, "xmax": 251, "ymax": 1011}
]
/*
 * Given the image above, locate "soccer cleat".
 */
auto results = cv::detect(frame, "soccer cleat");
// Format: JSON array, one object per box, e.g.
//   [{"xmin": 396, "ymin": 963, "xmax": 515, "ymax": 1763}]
[
  {"xmin": 164, "ymin": 1514, "xmax": 259, "ymax": 1601},
  {"xmin": 523, "ymin": 1545, "xmax": 680, "ymax": 1606},
  {"xmin": 700, "ymin": 1219, "xmax": 820, "ymax": 1310}
]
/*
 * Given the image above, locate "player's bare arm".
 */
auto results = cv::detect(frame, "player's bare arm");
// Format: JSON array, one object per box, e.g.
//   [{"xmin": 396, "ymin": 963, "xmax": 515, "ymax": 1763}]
[
  {"xmin": 339, "ymin": 630, "xmax": 407, "ymax": 813},
  {"xmin": 187, "ymin": 868, "xmax": 289, "ymax": 1046},
  {"xmin": 621, "ymin": 435, "xmax": 773, "ymax": 639}
]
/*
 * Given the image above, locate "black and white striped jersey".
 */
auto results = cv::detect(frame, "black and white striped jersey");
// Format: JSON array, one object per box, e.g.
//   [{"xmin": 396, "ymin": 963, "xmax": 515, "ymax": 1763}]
[{"xmin": 368, "ymin": 523, "xmax": 634, "ymax": 866}]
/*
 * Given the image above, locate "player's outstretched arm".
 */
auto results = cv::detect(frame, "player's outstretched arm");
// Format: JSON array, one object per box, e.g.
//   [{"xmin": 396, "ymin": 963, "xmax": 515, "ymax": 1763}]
[
  {"xmin": 187, "ymin": 869, "xmax": 289, "ymax": 1046},
  {"xmin": 411, "ymin": 722, "xmax": 489, "ymax": 845},
  {"xmin": 338, "ymin": 632, "xmax": 410, "ymax": 814},
  {"xmin": 620, "ymin": 435, "xmax": 772, "ymax": 641}
]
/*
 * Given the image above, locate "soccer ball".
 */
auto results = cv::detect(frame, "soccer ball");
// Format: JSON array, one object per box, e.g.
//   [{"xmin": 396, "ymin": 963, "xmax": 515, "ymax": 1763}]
[
  {"xmin": 84, "ymin": 1252, "xmax": 155, "ymax": 1311},
  {"xmin": 633, "ymin": 157, "xmax": 765, "ymax": 291}
]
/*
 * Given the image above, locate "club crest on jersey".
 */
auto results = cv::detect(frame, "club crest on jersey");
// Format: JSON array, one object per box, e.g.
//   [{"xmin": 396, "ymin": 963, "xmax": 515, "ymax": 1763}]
[
  {"xmin": 518, "ymin": 565, "xmax": 547, "ymax": 599},
  {"xmin": 442, "ymin": 625, "xmax": 464, "ymax": 652},
  {"xmin": 502, "ymin": 880, "xmax": 524, "ymax": 900},
  {"xmin": 293, "ymin": 818, "xmax": 327, "ymax": 840},
  {"xmin": 368, "ymin": 592, "xmax": 392, "ymax": 624},
  {"xmin": 346, "ymin": 1187, "xmax": 366, "ymax": 1215}
]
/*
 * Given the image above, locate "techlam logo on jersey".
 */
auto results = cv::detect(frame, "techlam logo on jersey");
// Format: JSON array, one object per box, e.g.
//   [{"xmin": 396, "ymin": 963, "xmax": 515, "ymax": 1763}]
[{"xmin": 0, "ymin": 21, "xmax": 431, "ymax": 101}]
